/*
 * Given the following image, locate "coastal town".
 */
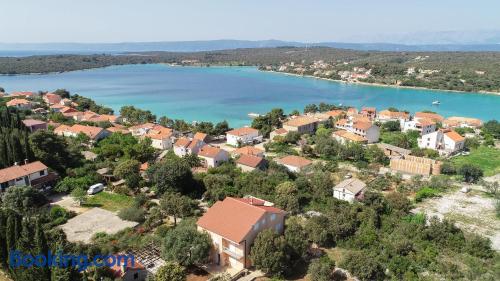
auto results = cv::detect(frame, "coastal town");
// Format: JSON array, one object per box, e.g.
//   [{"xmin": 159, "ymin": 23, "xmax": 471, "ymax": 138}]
[{"xmin": 0, "ymin": 87, "xmax": 498, "ymax": 281}]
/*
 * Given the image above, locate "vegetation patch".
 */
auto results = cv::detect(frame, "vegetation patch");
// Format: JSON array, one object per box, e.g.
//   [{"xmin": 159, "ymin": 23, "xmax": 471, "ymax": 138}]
[
  {"xmin": 451, "ymin": 146, "xmax": 500, "ymax": 176},
  {"xmin": 84, "ymin": 191, "xmax": 134, "ymax": 212}
]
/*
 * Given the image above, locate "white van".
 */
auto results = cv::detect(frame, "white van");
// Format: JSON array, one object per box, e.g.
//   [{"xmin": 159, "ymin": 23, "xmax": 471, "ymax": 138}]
[{"xmin": 87, "ymin": 183, "xmax": 105, "ymax": 195}]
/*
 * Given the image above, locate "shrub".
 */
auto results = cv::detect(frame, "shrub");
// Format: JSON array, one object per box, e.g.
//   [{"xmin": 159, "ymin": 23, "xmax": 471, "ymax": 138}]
[
  {"xmin": 415, "ymin": 187, "xmax": 441, "ymax": 202},
  {"xmin": 118, "ymin": 206, "xmax": 145, "ymax": 222}
]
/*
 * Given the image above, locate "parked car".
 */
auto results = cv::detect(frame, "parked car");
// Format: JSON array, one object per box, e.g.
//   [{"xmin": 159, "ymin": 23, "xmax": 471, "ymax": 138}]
[{"xmin": 87, "ymin": 183, "xmax": 105, "ymax": 195}]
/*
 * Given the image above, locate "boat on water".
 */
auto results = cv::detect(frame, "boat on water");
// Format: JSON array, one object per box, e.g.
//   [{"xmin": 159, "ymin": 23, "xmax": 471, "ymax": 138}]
[
  {"xmin": 248, "ymin": 112, "xmax": 262, "ymax": 118},
  {"xmin": 432, "ymin": 100, "xmax": 440, "ymax": 105}
]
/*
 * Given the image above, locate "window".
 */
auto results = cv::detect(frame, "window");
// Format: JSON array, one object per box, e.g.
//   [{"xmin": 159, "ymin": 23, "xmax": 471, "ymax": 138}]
[
  {"xmin": 39, "ymin": 170, "xmax": 45, "ymax": 176},
  {"xmin": 133, "ymin": 273, "xmax": 139, "ymax": 279},
  {"xmin": 253, "ymin": 224, "xmax": 259, "ymax": 231},
  {"xmin": 275, "ymin": 223, "xmax": 282, "ymax": 232},
  {"xmin": 270, "ymin": 214, "xmax": 276, "ymax": 221}
]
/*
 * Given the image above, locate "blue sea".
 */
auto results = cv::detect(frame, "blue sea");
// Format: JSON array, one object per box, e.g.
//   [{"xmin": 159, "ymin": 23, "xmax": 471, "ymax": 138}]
[{"xmin": 0, "ymin": 64, "xmax": 499, "ymax": 127}]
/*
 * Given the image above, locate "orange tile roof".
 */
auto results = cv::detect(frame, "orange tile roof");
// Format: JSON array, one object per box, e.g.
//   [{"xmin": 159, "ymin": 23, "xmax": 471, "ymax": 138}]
[
  {"xmin": 272, "ymin": 128, "xmax": 288, "ymax": 135},
  {"xmin": 128, "ymin": 122, "xmax": 156, "ymax": 131},
  {"xmin": 187, "ymin": 139, "xmax": 203, "ymax": 150},
  {"xmin": 378, "ymin": 110, "xmax": 409, "ymax": 119},
  {"xmin": 361, "ymin": 107, "xmax": 376, "ymax": 113},
  {"xmin": 415, "ymin": 112, "xmax": 444, "ymax": 122},
  {"xmin": 444, "ymin": 130, "xmax": 465, "ymax": 142},
  {"xmin": 445, "ymin": 116, "xmax": 482, "ymax": 127},
  {"xmin": 107, "ymin": 126, "xmax": 130, "ymax": 134},
  {"xmin": 276, "ymin": 155, "xmax": 312, "ymax": 168},
  {"xmin": 284, "ymin": 116, "xmax": 317, "ymax": 127},
  {"xmin": 174, "ymin": 137, "xmax": 191, "ymax": 148},
  {"xmin": 236, "ymin": 154, "xmax": 264, "ymax": 168},
  {"xmin": 232, "ymin": 146, "xmax": 264, "ymax": 157},
  {"xmin": 336, "ymin": 118, "xmax": 349, "ymax": 126},
  {"xmin": 22, "ymin": 119, "xmax": 47, "ymax": 127},
  {"xmin": 197, "ymin": 197, "xmax": 284, "ymax": 243},
  {"xmin": 226, "ymin": 127, "xmax": 259, "ymax": 136},
  {"xmin": 108, "ymin": 255, "xmax": 144, "ymax": 278},
  {"xmin": 198, "ymin": 145, "xmax": 225, "ymax": 158},
  {"xmin": 351, "ymin": 114, "xmax": 371, "ymax": 123},
  {"xmin": 333, "ymin": 130, "xmax": 367, "ymax": 142},
  {"xmin": 54, "ymin": 124, "xmax": 105, "ymax": 139},
  {"xmin": 44, "ymin": 93, "xmax": 62, "ymax": 104},
  {"xmin": 353, "ymin": 121, "xmax": 373, "ymax": 131},
  {"xmin": 6, "ymin": 98, "xmax": 30, "ymax": 106},
  {"xmin": 0, "ymin": 161, "xmax": 48, "ymax": 183},
  {"xmin": 324, "ymin": 110, "xmax": 344, "ymax": 118},
  {"xmin": 417, "ymin": 118, "xmax": 436, "ymax": 127},
  {"xmin": 193, "ymin": 132, "xmax": 208, "ymax": 141},
  {"xmin": 10, "ymin": 91, "xmax": 35, "ymax": 98}
]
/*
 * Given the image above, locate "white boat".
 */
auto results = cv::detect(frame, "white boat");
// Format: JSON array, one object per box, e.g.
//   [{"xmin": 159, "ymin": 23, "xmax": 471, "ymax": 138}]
[
  {"xmin": 248, "ymin": 112, "xmax": 262, "ymax": 118},
  {"xmin": 432, "ymin": 100, "xmax": 440, "ymax": 105}
]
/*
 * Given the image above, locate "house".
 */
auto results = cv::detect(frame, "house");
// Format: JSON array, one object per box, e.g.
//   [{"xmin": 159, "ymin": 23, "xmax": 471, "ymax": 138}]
[
  {"xmin": 269, "ymin": 128, "xmax": 288, "ymax": 140},
  {"xmin": 0, "ymin": 161, "xmax": 57, "ymax": 192},
  {"xmin": 377, "ymin": 110, "xmax": 410, "ymax": 123},
  {"xmin": 198, "ymin": 145, "xmax": 229, "ymax": 168},
  {"xmin": 415, "ymin": 112, "xmax": 445, "ymax": 123},
  {"xmin": 401, "ymin": 118, "xmax": 436, "ymax": 135},
  {"xmin": 376, "ymin": 143, "xmax": 411, "ymax": 158},
  {"xmin": 197, "ymin": 197, "xmax": 286, "ymax": 269},
  {"xmin": 231, "ymin": 146, "xmax": 264, "ymax": 158},
  {"xmin": 275, "ymin": 155, "xmax": 312, "ymax": 173},
  {"xmin": 107, "ymin": 126, "xmax": 130, "ymax": 134},
  {"xmin": 332, "ymin": 130, "xmax": 367, "ymax": 144},
  {"xmin": 282, "ymin": 116, "xmax": 318, "ymax": 134},
  {"xmin": 443, "ymin": 117, "xmax": 483, "ymax": 129},
  {"xmin": 323, "ymin": 109, "xmax": 345, "ymax": 119},
  {"xmin": 54, "ymin": 124, "xmax": 110, "ymax": 141},
  {"xmin": 334, "ymin": 119, "xmax": 380, "ymax": 143},
  {"xmin": 236, "ymin": 154, "xmax": 265, "ymax": 172},
  {"xmin": 333, "ymin": 178, "xmax": 366, "ymax": 202},
  {"xmin": 9, "ymin": 91, "xmax": 37, "ymax": 99},
  {"xmin": 144, "ymin": 127, "xmax": 174, "ymax": 150},
  {"xmin": 6, "ymin": 98, "xmax": 32, "ymax": 110},
  {"xmin": 173, "ymin": 138, "xmax": 205, "ymax": 157},
  {"xmin": 22, "ymin": 119, "xmax": 48, "ymax": 132},
  {"xmin": 226, "ymin": 127, "xmax": 262, "ymax": 147},
  {"xmin": 390, "ymin": 155, "xmax": 441, "ymax": 176},
  {"xmin": 360, "ymin": 107, "xmax": 377, "ymax": 120},
  {"xmin": 128, "ymin": 123, "xmax": 157, "ymax": 137},
  {"xmin": 43, "ymin": 93, "xmax": 62, "ymax": 105},
  {"xmin": 108, "ymin": 255, "xmax": 147, "ymax": 281},
  {"xmin": 418, "ymin": 129, "xmax": 465, "ymax": 155}
]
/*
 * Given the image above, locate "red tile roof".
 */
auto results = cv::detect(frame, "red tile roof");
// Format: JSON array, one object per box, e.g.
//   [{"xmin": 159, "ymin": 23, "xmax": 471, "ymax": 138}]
[
  {"xmin": 226, "ymin": 127, "xmax": 259, "ymax": 136},
  {"xmin": 236, "ymin": 154, "xmax": 264, "ymax": 168},
  {"xmin": 276, "ymin": 155, "xmax": 312, "ymax": 168},
  {"xmin": 198, "ymin": 145, "xmax": 225, "ymax": 158},
  {"xmin": 193, "ymin": 132, "xmax": 208, "ymax": 141},
  {"xmin": 333, "ymin": 130, "xmax": 367, "ymax": 142},
  {"xmin": 415, "ymin": 112, "xmax": 444, "ymax": 122},
  {"xmin": 22, "ymin": 119, "xmax": 47, "ymax": 127},
  {"xmin": 197, "ymin": 197, "xmax": 284, "ymax": 243},
  {"xmin": 284, "ymin": 116, "xmax": 317, "ymax": 127},
  {"xmin": 232, "ymin": 146, "xmax": 264, "ymax": 157},
  {"xmin": 44, "ymin": 93, "xmax": 62, "ymax": 104},
  {"xmin": 6, "ymin": 98, "xmax": 30, "ymax": 106},
  {"xmin": 0, "ymin": 161, "xmax": 48, "ymax": 183},
  {"xmin": 174, "ymin": 137, "xmax": 191, "ymax": 148},
  {"xmin": 353, "ymin": 121, "xmax": 373, "ymax": 131},
  {"xmin": 444, "ymin": 130, "xmax": 465, "ymax": 142}
]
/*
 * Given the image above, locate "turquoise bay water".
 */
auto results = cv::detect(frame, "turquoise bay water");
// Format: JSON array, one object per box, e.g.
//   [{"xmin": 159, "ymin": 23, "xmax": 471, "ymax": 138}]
[{"xmin": 0, "ymin": 64, "xmax": 499, "ymax": 127}]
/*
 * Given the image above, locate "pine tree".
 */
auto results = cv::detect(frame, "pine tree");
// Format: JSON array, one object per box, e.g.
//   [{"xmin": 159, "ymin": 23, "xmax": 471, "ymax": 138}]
[{"xmin": 0, "ymin": 210, "xmax": 7, "ymax": 265}]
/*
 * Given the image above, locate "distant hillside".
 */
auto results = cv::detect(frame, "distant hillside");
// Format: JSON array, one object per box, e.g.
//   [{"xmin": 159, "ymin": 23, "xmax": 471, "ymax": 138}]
[
  {"xmin": 0, "ymin": 47, "xmax": 499, "ymax": 92},
  {"xmin": 1, "ymin": 39, "xmax": 500, "ymax": 54}
]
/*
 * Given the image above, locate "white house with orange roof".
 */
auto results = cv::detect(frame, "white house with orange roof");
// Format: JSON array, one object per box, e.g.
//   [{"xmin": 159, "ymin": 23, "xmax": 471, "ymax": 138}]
[
  {"xmin": 377, "ymin": 109, "xmax": 410, "ymax": 123},
  {"xmin": 6, "ymin": 98, "xmax": 32, "ymax": 110},
  {"xmin": 128, "ymin": 123, "xmax": 157, "ymax": 137},
  {"xmin": 43, "ymin": 93, "xmax": 62, "ymax": 105},
  {"xmin": 54, "ymin": 124, "xmax": 110, "ymax": 141},
  {"xmin": 333, "ymin": 130, "xmax": 367, "ymax": 144},
  {"xmin": 236, "ymin": 154, "xmax": 265, "ymax": 172},
  {"xmin": 173, "ymin": 137, "xmax": 205, "ymax": 157},
  {"xmin": 198, "ymin": 145, "xmax": 229, "ymax": 168},
  {"xmin": 443, "ymin": 117, "xmax": 483, "ymax": 129},
  {"xmin": 418, "ymin": 129, "xmax": 465, "ymax": 155},
  {"xmin": 197, "ymin": 196, "xmax": 286, "ymax": 269},
  {"xmin": 414, "ymin": 112, "xmax": 445, "ymax": 123},
  {"xmin": 145, "ymin": 126, "xmax": 174, "ymax": 150},
  {"xmin": 360, "ymin": 107, "xmax": 377, "ymax": 120},
  {"xmin": 0, "ymin": 161, "xmax": 57, "ymax": 192},
  {"xmin": 335, "ymin": 118, "xmax": 380, "ymax": 143},
  {"xmin": 275, "ymin": 155, "xmax": 312, "ymax": 173},
  {"xmin": 226, "ymin": 127, "xmax": 262, "ymax": 147}
]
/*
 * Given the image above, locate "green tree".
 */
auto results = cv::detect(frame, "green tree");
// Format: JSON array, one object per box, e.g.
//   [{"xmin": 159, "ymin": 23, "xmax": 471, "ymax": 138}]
[
  {"xmin": 458, "ymin": 164, "xmax": 483, "ymax": 183},
  {"xmin": 250, "ymin": 229, "xmax": 290, "ymax": 277},
  {"xmin": 113, "ymin": 159, "xmax": 141, "ymax": 189},
  {"xmin": 162, "ymin": 220, "xmax": 211, "ymax": 266},
  {"xmin": 71, "ymin": 187, "xmax": 88, "ymax": 206},
  {"xmin": 274, "ymin": 181, "xmax": 300, "ymax": 214},
  {"xmin": 307, "ymin": 257, "xmax": 335, "ymax": 281},
  {"xmin": 147, "ymin": 158, "xmax": 195, "ymax": 195},
  {"xmin": 155, "ymin": 262, "xmax": 186, "ymax": 281},
  {"xmin": 160, "ymin": 192, "xmax": 195, "ymax": 226},
  {"xmin": 340, "ymin": 251, "xmax": 384, "ymax": 281},
  {"xmin": 284, "ymin": 218, "xmax": 309, "ymax": 263},
  {"xmin": 1, "ymin": 186, "xmax": 47, "ymax": 213}
]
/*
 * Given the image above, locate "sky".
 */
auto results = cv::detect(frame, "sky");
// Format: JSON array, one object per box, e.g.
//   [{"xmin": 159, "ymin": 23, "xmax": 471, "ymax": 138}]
[{"xmin": 0, "ymin": 0, "xmax": 499, "ymax": 43}]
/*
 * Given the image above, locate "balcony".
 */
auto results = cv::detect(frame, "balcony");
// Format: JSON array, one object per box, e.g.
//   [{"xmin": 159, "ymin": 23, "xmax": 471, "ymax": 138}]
[{"xmin": 222, "ymin": 246, "xmax": 244, "ymax": 259}]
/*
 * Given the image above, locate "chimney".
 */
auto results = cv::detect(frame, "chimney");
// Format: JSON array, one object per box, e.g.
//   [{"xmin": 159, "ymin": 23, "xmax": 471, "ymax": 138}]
[
  {"xmin": 14, "ymin": 162, "xmax": 18, "ymax": 166},
  {"xmin": 24, "ymin": 159, "xmax": 28, "ymax": 165},
  {"xmin": 250, "ymin": 197, "xmax": 253, "ymax": 205}
]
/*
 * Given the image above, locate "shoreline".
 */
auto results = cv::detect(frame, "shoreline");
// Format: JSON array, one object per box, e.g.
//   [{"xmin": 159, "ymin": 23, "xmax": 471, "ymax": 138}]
[{"xmin": 264, "ymin": 70, "xmax": 500, "ymax": 96}]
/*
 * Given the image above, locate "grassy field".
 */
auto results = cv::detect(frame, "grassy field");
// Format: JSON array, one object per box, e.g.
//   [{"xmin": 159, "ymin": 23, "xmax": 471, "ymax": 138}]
[
  {"xmin": 84, "ymin": 191, "xmax": 134, "ymax": 212},
  {"xmin": 451, "ymin": 146, "xmax": 500, "ymax": 176}
]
